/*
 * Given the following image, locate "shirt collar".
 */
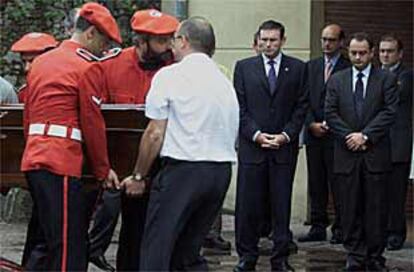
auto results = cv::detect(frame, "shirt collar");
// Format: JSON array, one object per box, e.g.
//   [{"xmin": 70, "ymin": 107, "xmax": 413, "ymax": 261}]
[
  {"xmin": 324, "ymin": 52, "xmax": 341, "ymax": 66},
  {"xmin": 353, "ymin": 63, "xmax": 372, "ymax": 79},
  {"xmin": 181, "ymin": 52, "xmax": 211, "ymax": 63},
  {"xmin": 382, "ymin": 62, "xmax": 401, "ymax": 72},
  {"xmin": 262, "ymin": 52, "xmax": 282, "ymax": 65}
]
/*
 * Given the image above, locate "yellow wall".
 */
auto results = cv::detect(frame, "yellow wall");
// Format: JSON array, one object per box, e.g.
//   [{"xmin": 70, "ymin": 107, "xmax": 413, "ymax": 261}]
[
  {"xmin": 188, "ymin": 0, "xmax": 312, "ymax": 70},
  {"xmin": 162, "ymin": 0, "xmax": 313, "ymax": 222}
]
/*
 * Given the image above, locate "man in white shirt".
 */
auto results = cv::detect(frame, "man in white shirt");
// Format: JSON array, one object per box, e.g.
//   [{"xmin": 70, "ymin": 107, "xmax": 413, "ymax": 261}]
[
  {"xmin": 121, "ymin": 16, "xmax": 239, "ymax": 271},
  {"xmin": 0, "ymin": 76, "xmax": 18, "ymax": 104}
]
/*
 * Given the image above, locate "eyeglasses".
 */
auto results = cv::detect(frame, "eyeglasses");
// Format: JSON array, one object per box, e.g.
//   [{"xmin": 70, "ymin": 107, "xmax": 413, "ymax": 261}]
[
  {"xmin": 321, "ymin": 37, "xmax": 339, "ymax": 43},
  {"xmin": 173, "ymin": 35, "xmax": 183, "ymax": 41}
]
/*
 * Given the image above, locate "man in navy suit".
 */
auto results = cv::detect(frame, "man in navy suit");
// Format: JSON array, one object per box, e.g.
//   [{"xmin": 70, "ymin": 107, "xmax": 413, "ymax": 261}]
[
  {"xmin": 234, "ymin": 20, "xmax": 308, "ymax": 272},
  {"xmin": 379, "ymin": 34, "xmax": 413, "ymax": 251},
  {"xmin": 325, "ymin": 32, "xmax": 398, "ymax": 271},
  {"xmin": 300, "ymin": 24, "xmax": 350, "ymax": 244}
]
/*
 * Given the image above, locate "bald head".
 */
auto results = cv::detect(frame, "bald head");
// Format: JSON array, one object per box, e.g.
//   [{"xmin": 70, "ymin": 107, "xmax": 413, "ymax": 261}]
[
  {"xmin": 176, "ymin": 16, "xmax": 216, "ymax": 57},
  {"xmin": 321, "ymin": 24, "xmax": 344, "ymax": 57}
]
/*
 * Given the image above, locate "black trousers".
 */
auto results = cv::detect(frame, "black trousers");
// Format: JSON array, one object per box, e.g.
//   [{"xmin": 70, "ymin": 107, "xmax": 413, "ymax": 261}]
[
  {"xmin": 23, "ymin": 170, "xmax": 88, "ymax": 271},
  {"xmin": 306, "ymin": 143, "xmax": 341, "ymax": 233},
  {"xmin": 235, "ymin": 157, "xmax": 297, "ymax": 266},
  {"xmin": 116, "ymin": 192, "xmax": 149, "ymax": 271},
  {"xmin": 338, "ymin": 159, "xmax": 387, "ymax": 267},
  {"xmin": 139, "ymin": 158, "xmax": 231, "ymax": 271},
  {"xmin": 205, "ymin": 211, "xmax": 223, "ymax": 240},
  {"xmin": 88, "ymin": 189, "xmax": 121, "ymax": 258},
  {"xmin": 386, "ymin": 162, "xmax": 410, "ymax": 241}
]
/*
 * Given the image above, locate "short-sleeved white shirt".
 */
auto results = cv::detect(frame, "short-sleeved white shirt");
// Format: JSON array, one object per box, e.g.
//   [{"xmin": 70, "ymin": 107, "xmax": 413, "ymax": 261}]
[{"xmin": 145, "ymin": 53, "xmax": 239, "ymax": 162}]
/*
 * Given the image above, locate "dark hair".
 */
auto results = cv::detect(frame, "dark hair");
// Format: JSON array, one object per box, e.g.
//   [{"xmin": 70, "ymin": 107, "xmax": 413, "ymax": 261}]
[
  {"xmin": 258, "ymin": 20, "xmax": 285, "ymax": 39},
  {"xmin": 338, "ymin": 29, "xmax": 345, "ymax": 40},
  {"xmin": 253, "ymin": 30, "xmax": 260, "ymax": 46},
  {"xmin": 74, "ymin": 16, "xmax": 92, "ymax": 32},
  {"xmin": 348, "ymin": 32, "xmax": 374, "ymax": 49},
  {"xmin": 380, "ymin": 33, "xmax": 403, "ymax": 51},
  {"xmin": 178, "ymin": 16, "xmax": 216, "ymax": 57}
]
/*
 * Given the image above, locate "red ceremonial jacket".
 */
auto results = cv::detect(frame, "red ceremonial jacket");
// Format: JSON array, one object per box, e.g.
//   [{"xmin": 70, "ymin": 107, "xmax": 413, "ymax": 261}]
[{"xmin": 21, "ymin": 40, "xmax": 110, "ymax": 180}]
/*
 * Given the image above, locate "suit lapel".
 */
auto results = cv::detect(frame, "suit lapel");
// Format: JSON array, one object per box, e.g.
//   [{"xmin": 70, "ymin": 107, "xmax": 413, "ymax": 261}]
[
  {"xmin": 362, "ymin": 67, "xmax": 379, "ymax": 125},
  {"xmin": 344, "ymin": 68, "xmax": 359, "ymax": 124},
  {"xmin": 272, "ymin": 54, "xmax": 288, "ymax": 98},
  {"xmin": 332, "ymin": 55, "xmax": 348, "ymax": 74},
  {"xmin": 252, "ymin": 55, "xmax": 270, "ymax": 95}
]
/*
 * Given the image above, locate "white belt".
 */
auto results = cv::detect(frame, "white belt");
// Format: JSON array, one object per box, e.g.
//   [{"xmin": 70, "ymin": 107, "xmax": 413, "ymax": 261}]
[{"xmin": 28, "ymin": 124, "xmax": 82, "ymax": 141}]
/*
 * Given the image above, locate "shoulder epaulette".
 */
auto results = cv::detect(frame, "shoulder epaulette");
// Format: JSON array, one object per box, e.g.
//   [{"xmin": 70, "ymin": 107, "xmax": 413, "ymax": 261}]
[
  {"xmin": 99, "ymin": 47, "xmax": 122, "ymax": 62},
  {"xmin": 76, "ymin": 48, "xmax": 100, "ymax": 62}
]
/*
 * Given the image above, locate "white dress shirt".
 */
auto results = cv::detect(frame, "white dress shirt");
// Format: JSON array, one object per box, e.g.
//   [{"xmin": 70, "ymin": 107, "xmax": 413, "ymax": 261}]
[
  {"xmin": 262, "ymin": 52, "xmax": 282, "ymax": 78},
  {"xmin": 0, "ymin": 76, "xmax": 18, "ymax": 104},
  {"xmin": 352, "ymin": 64, "xmax": 371, "ymax": 98},
  {"xmin": 145, "ymin": 53, "xmax": 239, "ymax": 162}
]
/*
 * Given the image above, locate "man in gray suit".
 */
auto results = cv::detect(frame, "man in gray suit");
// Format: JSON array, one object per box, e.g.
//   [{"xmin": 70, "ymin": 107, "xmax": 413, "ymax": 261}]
[
  {"xmin": 379, "ymin": 34, "xmax": 413, "ymax": 251},
  {"xmin": 325, "ymin": 32, "xmax": 398, "ymax": 271}
]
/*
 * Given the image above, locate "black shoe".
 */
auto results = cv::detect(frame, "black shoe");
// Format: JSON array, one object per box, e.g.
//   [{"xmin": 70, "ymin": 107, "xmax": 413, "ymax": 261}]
[
  {"xmin": 330, "ymin": 231, "xmax": 343, "ymax": 244},
  {"xmin": 386, "ymin": 235, "xmax": 404, "ymax": 251},
  {"xmin": 288, "ymin": 240, "xmax": 298, "ymax": 254},
  {"xmin": 272, "ymin": 261, "xmax": 295, "ymax": 272},
  {"xmin": 233, "ymin": 259, "xmax": 256, "ymax": 272},
  {"xmin": 89, "ymin": 255, "xmax": 115, "ymax": 272},
  {"xmin": 366, "ymin": 261, "xmax": 388, "ymax": 271},
  {"xmin": 203, "ymin": 236, "xmax": 231, "ymax": 252},
  {"xmin": 298, "ymin": 227, "xmax": 326, "ymax": 242}
]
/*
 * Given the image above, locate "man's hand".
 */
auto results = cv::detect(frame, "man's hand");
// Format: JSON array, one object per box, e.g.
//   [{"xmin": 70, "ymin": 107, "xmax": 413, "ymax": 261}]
[
  {"xmin": 309, "ymin": 122, "xmax": 329, "ymax": 138},
  {"xmin": 120, "ymin": 176, "xmax": 146, "ymax": 197},
  {"xmin": 345, "ymin": 132, "xmax": 367, "ymax": 151},
  {"xmin": 262, "ymin": 134, "xmax": 288, "ymax": 149},
  {"xmin": 103, "ymin": 169, "xmax": 120, "ymax": 190},
  {"xmin": 255, "ymin": 132, "xmax": 277, "ymax": 148}
]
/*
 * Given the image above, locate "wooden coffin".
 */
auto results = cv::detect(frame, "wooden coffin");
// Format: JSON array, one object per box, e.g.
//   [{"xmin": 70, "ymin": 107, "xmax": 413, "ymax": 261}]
[{"xmin": 0, "ymin": 104, "xmax": 148, "ymax": 189}]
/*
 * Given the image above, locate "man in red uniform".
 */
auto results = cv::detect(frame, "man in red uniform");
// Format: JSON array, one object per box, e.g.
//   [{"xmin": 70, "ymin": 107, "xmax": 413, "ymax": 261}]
[
  {"xmin": 21, "ymin": 3, "xmax": 121, "ymax": 271},
  {"xmin": 11, "ymin": 32, "xmax": 58, "ymax": 102},
  {"xmin": 80, "ymin": 9, "xmax": 179, "ymax": 271}
]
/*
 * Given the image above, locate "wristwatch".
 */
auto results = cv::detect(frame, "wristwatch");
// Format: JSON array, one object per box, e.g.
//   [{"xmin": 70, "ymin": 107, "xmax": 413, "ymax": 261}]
[
  {"xmin": 132, "ymin": 173, "xmax": 145, "ymax": 182},
  {"xmin": 362, "ymin": 134, "xmax": 369, "ymax": 142}
]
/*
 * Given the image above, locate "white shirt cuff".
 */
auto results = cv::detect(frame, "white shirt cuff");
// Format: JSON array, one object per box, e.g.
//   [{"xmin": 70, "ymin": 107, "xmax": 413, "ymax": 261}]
[
  {"xmin": 282, "ymin": 131, "xmax": 290, "ymax": 143},
  {"xmin": 252, "ymin": 130, "xmax": 261, "ymax": 142}
]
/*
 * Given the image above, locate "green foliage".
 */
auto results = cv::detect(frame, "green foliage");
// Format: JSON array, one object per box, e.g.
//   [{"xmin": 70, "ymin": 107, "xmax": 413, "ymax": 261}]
[{"xmin": 0, "ymin": 0, "xmax": 161, "ymax": 86}]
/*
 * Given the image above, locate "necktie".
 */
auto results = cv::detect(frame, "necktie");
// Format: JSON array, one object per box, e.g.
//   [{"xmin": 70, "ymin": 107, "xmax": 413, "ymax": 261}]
[
  {"xmin": 354, "ymin": 72, "xmax": 364, "ymax": 121},
  {"xmin": 268, "ymin": 60, "xmax": 277, "ymax": 95},
  {"xmin": 324, "ymin": 60, "xmax": 333, "ymax": 83}
]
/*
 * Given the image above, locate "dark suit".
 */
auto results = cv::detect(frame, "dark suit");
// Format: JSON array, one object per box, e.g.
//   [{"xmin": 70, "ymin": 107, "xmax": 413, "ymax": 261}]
[
  {"xmin": 386, "ymin": 64, "xmax": 413, "ymax": 244},
  {"xmin": 325, "ymin": 66, "xmax": 398, "ymax": 267},
  {"xmin": 234, "ymin": 54, "xmax": 307, "ymax": 267},
  {"xmin": 304, "ymin": 55, "xmax": 350, "ymax": 235}
]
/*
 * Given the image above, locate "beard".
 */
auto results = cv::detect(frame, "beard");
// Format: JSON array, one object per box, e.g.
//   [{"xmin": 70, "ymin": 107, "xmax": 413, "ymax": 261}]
[{"xmin": 139, "ymin": 47, "xmax": 174, "ymax": 70}]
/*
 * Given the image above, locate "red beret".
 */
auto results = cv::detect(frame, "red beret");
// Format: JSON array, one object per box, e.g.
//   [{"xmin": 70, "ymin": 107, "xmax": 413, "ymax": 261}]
[
  {"xmin": 79, "ymin": 2, "xmax": 122, "ymax": 44},
  {"xmin": 11, "ymin": 33, "xmax": 58, "ymax": 53},
  {"xmin": 130, "ymin": 9, "xmax": 179, "ymax": 35}
]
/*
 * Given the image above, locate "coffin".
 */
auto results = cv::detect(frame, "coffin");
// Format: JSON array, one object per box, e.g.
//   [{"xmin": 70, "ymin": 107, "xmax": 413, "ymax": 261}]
[{"xmin": 0, "ymin": 104, "xmax": 148, "ymax": 189}]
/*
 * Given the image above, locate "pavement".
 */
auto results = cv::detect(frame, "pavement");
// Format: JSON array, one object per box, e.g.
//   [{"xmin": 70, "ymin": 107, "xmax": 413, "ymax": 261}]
[{"xmin": 1, "ymin": 214, "xmax": 413, "ymax": 271}]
